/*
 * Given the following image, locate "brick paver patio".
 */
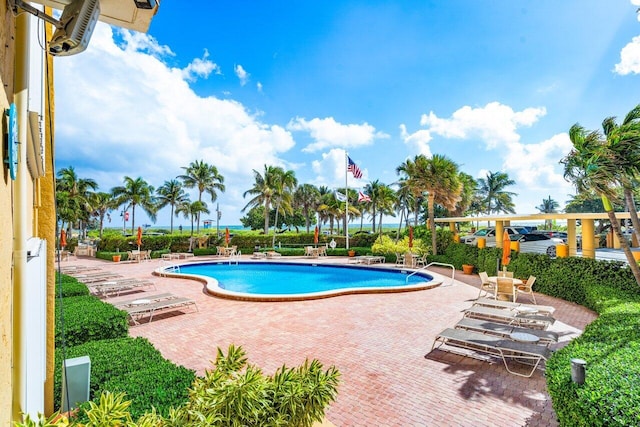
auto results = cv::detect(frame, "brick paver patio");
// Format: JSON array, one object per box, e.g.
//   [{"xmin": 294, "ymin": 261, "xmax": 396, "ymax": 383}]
[{"xmin": 62, "ymin": 255, "xmax": 596, "ymax": 426}]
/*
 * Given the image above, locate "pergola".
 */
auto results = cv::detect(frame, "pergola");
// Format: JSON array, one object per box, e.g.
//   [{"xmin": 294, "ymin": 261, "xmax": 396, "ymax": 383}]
[{"xmin": 435, "ymin": 212, "xmax": 636, "ymax": 259}]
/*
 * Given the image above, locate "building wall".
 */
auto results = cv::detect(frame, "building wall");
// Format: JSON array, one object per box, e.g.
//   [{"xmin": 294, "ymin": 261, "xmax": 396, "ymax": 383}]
[{"xmin": 1, "ymin": 3, "xmax": 15, "ymax": 424}]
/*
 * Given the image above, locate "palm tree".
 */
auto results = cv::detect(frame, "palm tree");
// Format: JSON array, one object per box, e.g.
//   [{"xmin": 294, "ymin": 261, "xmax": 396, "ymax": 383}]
[
  {"xmin": 157, "ymin": 179, "xmax": 189, "ymax": 233},
  {"xmin": 179, "ymin": 160, "xmax": 225, "ymax": 233},
  {"xmin": 364, "ymin": 180, "xmax": 384, "ymax": 233},
  {"xmin": 600, "ymin": 105, "xmax": 640, "ymax": 246},
  {"xmin": 88, "ymin": 192, "xmax": 117, "ymax": 239},
  {"xmin": 536, "ymin": 196, "xmax": 560, "ymax": 229},
  {"xmin": 375, "ymin": 184, "xmax": 397, "ymax": 232},
  {"xmin": 111, "ymin": 176, "xmax": 157, "ymax": 234},
  {"xmin": 477, "ymin": 171, "xmax": 517, "ymax": 218},
  {"xmin": 396, "ymin": 158, "xmax": 423, "ymax": 227},
  {"xmin": 176, "ymin": 201, "xmax": 210, "ymax": 238},
  {"xmin": 562, "ymin": 123, "xmax": 640, "ymax": 286},
  {"xmin": 401, "ymin": 154, "xmax": 462, "ymax": 255},
  {"xmin": 294, "ymin": 184, "xmax": 320, "ymax": 233},
  {"xmin": 56, "ymin": 166, "xmax": 98, "ymax": 237},
  {"xmin": 316, "ymin": 186, "xmax": 333, "ymax": 234},
  {"xmin": 243, "ymin": 165, "xmax": 297, "ymax": 235},
  {"xmin": 393, "ymin": 183, "xmax": 414, "ymax": 238},
  {"xmin": 270, "ymin": 169, "xmax": 298, "ymax": 247}
]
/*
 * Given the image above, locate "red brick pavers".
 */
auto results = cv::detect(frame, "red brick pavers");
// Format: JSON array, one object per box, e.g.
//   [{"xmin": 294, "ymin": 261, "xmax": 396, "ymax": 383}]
[{"xmin": 61, "ymin": 256, "xmax": 597, "ymax": 427}]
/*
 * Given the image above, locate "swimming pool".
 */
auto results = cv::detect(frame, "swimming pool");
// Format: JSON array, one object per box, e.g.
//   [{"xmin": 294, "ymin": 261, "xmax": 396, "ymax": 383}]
[{"xmin": 164, "ymin": 261, "xmax": 441, "ymax": 301}]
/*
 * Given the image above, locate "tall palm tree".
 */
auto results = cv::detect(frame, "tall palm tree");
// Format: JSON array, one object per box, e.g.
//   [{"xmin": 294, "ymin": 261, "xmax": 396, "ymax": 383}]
[
  {"xmin": 600, "ymin": 104, "xmax": 640, "ymax": 246},
  {"xmin": 88, "ymin": 192, "xmax": 117, "ymax": 239},
  {"xmin": 477, "ymin": 171, "xmax": 517, "ymax": 217},
  {"xmin": 243, "ymin": 165, "xmax": 297, "ymax": 235},
  {"xmin": 179, "ymin": 160, "xmax": 225, "ymax": 233},
  {"xmin": 111, "ymin": 176, "xmax": 157, "ymax": 234},
  {"xmin": 396, "ymin": 158, "xmax": 423, "ymax": 227},
  {"xmin": 176, "ymin": 201, "xmax": 210, "ymax": 238},
  {"xmin": 375, "ymin": 184, "xmax": 397, "ymax": 232},
  {"xmin": 293, "ymin": 183, "xmax": 320, "ymax": 233},
  {"xmin": 562, "ymin": 123, "xmax": 640, "ymax": 286},
  {"xmin": 157, "ymin": 179, "xmax": 189, "ymax": 234},
  {"xmin": 364, "ymin": 180, "xmax": 384, "ymax": 233},
  {"xmin": 402, "ymin": 154, "xmax": 462, "ymax": 255},
  {"xmin": 393, "ymin": 183, "xmax": 414, "ymax": 237},
  {"xmin": 536, "ymin": 196, "xmax": 560, "ymax": 229},
  {"xmin": 56, "ymin": 166, "xmax": 98, "ymax": 237},
  {"xmin": 270, "ymin": 169, "xmax": 298, "ymax": 247},
  {"xmin": 316, "ymin": 186, "xmax": 333, "ymax": 234}
]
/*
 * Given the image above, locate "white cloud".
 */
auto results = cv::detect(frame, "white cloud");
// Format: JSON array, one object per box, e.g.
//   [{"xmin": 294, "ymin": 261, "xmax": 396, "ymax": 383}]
[
  {"xmin": 399, "ymin": 123, "xmax": 432, "ymax": 157},
  {"xmin": 55, "ymin": 23, "xmax": 295, "ymax": 225},
  {"xmin": 234, "ymin": 64, "xmax": 250, "ymax": 86},
  {"xmin": 311, "ymin": 148, "xmax": 366, "ymax": 188},
  {"xmin": 406, "ymin": 102, "xmax": 572, "ymax": 214},
  {"xmin": 419, "ymin": 102, "xmax": 546, "ymax": 149},
  {"xmin": 615, "ymin": 35, "xmax": 640, "ymax": 75},
  {"xmin": 257, "ymin": 82, "xmax": 263, "ymax": 92},
  {"xmin": 288, "ymin": 117, "xmax": 388, "ymax": 152},
  {"xmin": 181, "ymin": 49, "xmax": 221, "ymax": 81}
]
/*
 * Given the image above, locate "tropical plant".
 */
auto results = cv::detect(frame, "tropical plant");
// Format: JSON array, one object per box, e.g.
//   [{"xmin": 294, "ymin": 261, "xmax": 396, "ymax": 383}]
[
  {"xmin": 536, "ymin": 195, "xmax": 560, "ymax": 229},
  {"xmin": 56, "ymin": 166, "xmax": 98, "ymax": 238},
  {"xmin": 398, "ymin": 154, "xmax": 462, "ymax": 255},
  {"xmin": 178, "ymin": 160, "xmax": 225, "ymax": 233},
  {"xmin": 294, "ymin": 183, "xmax": 321, "ymax": 233},
  {"xmin": 156, "ymin": 179, "xmax": 189, "ymax": 233},
  {"xmin": 243, "ymin": 165, "xmax": 296, "ymax": 235},
  {"xmin": 562, "ymin": 123, "xmax": 640, "ymax": 286},
  {"xmin": 476, "ymin": 171, "xmax": 517, "ymax": 218},
  {"xmin": 176, "ymin": 200, "xmax": 210, "ymax": 237},
  {"xmin": 110, "ymin": 176, "xmax": 157, "ymax": 234}
]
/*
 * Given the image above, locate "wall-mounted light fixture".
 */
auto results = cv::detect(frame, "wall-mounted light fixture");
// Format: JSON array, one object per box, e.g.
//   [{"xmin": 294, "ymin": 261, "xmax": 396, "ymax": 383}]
[{"xmin": 133, "ymin": 0, "xmax": 156, "ymax": 9}]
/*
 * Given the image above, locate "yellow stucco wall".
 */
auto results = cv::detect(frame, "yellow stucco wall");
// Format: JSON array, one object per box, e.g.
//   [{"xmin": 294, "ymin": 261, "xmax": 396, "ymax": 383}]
[{"xmin": 1, "ymin": 4, "xmax": 14, "ymax": 425}]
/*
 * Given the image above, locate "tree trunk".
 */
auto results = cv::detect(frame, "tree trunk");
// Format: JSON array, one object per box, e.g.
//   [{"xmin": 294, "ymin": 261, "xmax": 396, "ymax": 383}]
[
  {"xmin": 272, "ymin": 205, "xmax": 280, "ymax": 248},
  {"xmin": 263, "ymin": 199, "xmax": 271, "ymax": 235},
  {"xmin": 605, "ymin": 199, "xmax": 640, "ymax": 286},
  {"xmin": 372, "ymin": 207, "xmax": 377, "ymax": 233},
  {"xmin": 396, "ymin": 209, "xmax": 404, "ymax": 240},
  {"xmin": 131, "ymin": 205, "xmax": 136, "ymax": 235},
  {"xmin": 623, "ymin": 187, "xmax": 640, "ymax": 249},
  {"xmin": 304, "ymin": 206, "xmax": 310, "ymax": 233},
  {"xmin": 428, "ymin": 194, "xmax": 437, "ymax": 255},
  {"xmin": 170, "ymin": 205, "xmax": 175, "ymax": 234}
]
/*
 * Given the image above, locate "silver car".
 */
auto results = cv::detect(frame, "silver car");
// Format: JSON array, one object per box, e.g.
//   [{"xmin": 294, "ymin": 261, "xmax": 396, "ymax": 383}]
[
  {"xmin": 511, "ymin": 233, "xmax": 565, "ymax": 257},
  {"xmin": 461, "ymin": 226, "xmax": 528, "ymax": 246}
]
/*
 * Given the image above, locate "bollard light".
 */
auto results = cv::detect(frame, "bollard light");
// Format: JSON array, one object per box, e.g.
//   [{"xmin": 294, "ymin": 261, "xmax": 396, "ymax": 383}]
[{"xmin": 571, "ymin": 358, "xmax": 587, "ymax": 385}]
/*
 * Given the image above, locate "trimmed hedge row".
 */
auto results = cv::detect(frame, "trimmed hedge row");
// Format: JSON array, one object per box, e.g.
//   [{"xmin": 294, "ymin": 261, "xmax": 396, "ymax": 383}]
[
  {"xmin": 54, "ymin": 337, "xmax": 195, "ymax": 419},
  {"xmin": 54, "ymin": 273, "xmax": 90, "ymax": 298},
  {"xmin": 55, "ymin": 295, "xmax": 128, "ymax": 347}
]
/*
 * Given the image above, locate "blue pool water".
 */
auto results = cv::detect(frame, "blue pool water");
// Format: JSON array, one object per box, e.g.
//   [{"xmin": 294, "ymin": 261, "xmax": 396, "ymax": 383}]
[{"xmin": 177, "ymin": 262, "xmax": 434, "ymax": 296}]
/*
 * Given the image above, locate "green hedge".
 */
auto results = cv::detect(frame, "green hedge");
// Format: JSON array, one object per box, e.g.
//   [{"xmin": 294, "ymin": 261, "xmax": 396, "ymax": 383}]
[
  {"xmin": 54, "ymin": 273, "xmax": 90, "ymax": 298},
  {"xmin": 55, "ymin": 296, "xmax": 128, "ymax": 347},
  {"xmin": 54, "ymin": 337, "xmax": 194, "ymax": 418}
]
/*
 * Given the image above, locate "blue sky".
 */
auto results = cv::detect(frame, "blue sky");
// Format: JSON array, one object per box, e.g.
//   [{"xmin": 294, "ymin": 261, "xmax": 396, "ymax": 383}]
[{"xmin": 54, "ymin": 1, "xmax": 640, "ymax": 228}]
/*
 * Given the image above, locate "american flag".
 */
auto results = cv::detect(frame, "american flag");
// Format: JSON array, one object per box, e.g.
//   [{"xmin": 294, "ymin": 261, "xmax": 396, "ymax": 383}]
[
  {"xmin": 358, "ymin": 191, "xmax": 371, "ymax": 203},
  {"xmin": 347, "ymin": 156, "xmax": 363, "ymax": 179}
]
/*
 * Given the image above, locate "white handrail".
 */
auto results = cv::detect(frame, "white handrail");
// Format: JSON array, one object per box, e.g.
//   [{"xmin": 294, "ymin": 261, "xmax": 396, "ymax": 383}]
[{"xmin": 406, "ymin": 261, "xmax": 455, "ymax": 286}]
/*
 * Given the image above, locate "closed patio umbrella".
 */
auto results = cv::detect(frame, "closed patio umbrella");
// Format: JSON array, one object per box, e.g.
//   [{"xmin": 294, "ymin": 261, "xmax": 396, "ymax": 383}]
[
  {"xmin": 314, "ymin": 226, "xmax": 319, "ymax": 245},
  {"xmin": 501, "ymin": 230, "xmax": 511, "ymax": 268},
  {"xmin": 225, "ymin": 227, "xmax": 230, "ymax": 246},
  {"xmin": 137, "ymin": 226, "xmax": 143, "ymax": 250},
  {"xmin": 60, "ymin": 229, "xmax": 67, "ymax": 248}
]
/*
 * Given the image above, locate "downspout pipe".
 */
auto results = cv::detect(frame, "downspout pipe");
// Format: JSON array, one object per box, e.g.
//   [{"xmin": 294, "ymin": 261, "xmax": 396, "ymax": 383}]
[{"xmin": 12, "ymin": 10, "xmax": 30, "ymax": 421}]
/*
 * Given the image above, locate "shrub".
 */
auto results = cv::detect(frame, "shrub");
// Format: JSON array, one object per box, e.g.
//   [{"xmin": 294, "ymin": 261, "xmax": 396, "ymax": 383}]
[
  {"xmin": 55, "ymin": 296, "xmax": 128, "ymax": 347},
  {"xmin": 54, "ymin": 274, "xmax": 90, "ymax": 298},
  {"xmin": 53, "ymin": 337, "xmax": 181, "ymax": 413},
  {"xmin": 371, "ymin": 235, "xmax": 428, "ymax": 256}
]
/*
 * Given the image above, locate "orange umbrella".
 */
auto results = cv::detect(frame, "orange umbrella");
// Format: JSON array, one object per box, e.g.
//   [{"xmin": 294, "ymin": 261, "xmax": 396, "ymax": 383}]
[
  {"xmin": 408, "ymin": 226, "xmax": 414, "ymax": 248},
  {"xmin": 225, "ymin": 227, "xmax": 230, "ymax": 246},
  {"xmin": 314, "ymin": 226, "xmax": 319, "ymax": 244},
  {"xmin": 60, "ymin": 229, "xmax": 67, "ymax": 248},
  {"xmin": 501, "ymin": 229, "xmax": 511, "ymax": 267},
  {"xmin": 137, "ymin": 226, "xmax": 143, "ymax": 249}
]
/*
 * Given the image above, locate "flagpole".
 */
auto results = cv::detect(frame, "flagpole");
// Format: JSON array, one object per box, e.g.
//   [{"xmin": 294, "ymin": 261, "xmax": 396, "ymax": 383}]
[{"xmin": 345, "ymin": 150, "xmax": 350, "ymax": 250}]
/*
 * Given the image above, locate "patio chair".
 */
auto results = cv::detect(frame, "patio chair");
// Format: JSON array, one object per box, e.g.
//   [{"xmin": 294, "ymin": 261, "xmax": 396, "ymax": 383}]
[
  {"xmin": 516, "ymin": 276, "xmax": 537, "ymax": 304},
  {"xmin": 473, "ymin": 297, "xmax": 555, "ymax": 316},
  {"xmin": 477, "ymin": 271, "xmax": 495, "ymax": 299},
  {"xmin": 454, "ymin": 317, "xmax": 558, "ymax": 346},
  {"xmin": 266, "ymin": 251, "xmax": 282, "ymax": 259},
  {"xmin": 89, "ymin": 278, "xmax": 156, "ymax": 297},
  {"xmin": 495, "ymin": 277, "xmax": 516, "ymax": 302},
  {"xmin": 394, "ymin": 253, "xmax": 404, "ymax": 267},
  {"xmin": 498, "ymin": 270, "xmax": 514, "ymax": 278},
  {"xmin": 431, "ymin": 327, "xmax": 552, "ymax": 377},
  {"xmin": 112, "ymin": 293, "xmax": 177, "ymax": 307},
  {"xmin": 123, "ymin": 296, "xmax": 198, "ymax": 324},
  {"xmin": 463, "ymin": 305, "xmax": 555, "ymax": 330}
]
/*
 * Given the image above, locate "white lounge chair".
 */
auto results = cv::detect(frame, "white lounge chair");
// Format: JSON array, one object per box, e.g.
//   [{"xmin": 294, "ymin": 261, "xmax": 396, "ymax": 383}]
[
  {"xmin": 463, "ymin": 305, "xmax": 555, "ymax": 330},
  {"xmin": 123, "ymin": 296, "xmax": 198, "ymax": 324},
  {"xmin": 455, "ymin": 317, "xmax": 558, "ymax": 346},
  {"xmin": 431, "ymin": 327, "xmax": 552, "ymax": 377},
  {"xmin": 473, "ymin": 298, "xmax": 555, "ymax": 316}
]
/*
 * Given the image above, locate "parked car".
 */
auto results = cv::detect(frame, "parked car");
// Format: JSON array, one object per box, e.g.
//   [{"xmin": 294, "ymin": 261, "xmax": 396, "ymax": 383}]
[
  {"xmin": 510, "ymin": 233, "xmax": 564, "ymax": 257},
  {"xmin": 531, "ymin": 230, "xmax": 568, "ymax": 243},
  {"xmin": 460, "ymin": 226, "xmax": 528, "ymax": 246}
]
